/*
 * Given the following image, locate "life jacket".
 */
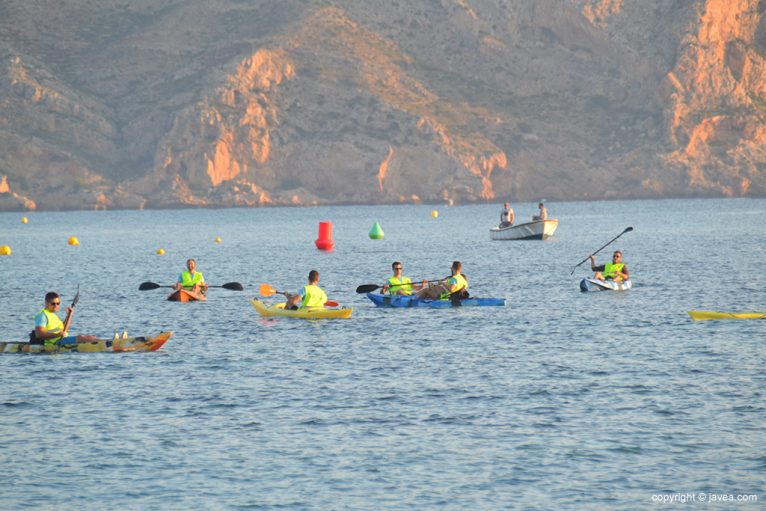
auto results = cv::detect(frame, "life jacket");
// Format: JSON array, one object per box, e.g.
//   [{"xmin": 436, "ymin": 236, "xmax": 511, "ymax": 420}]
[
  {"xmin": 35, "ymin": 308, "xmax": 64, "ymax": 346},
  {"xmin": 603, "ymin": 263, "xmax": 625, "ymax": 281},
  {"xmin": 301, "ymin": 284, "xmax": 327, "ymax": 308},
  {"xmin": 387, "ymin": 276, "xmax": 412, "ymax": 295},
  {"xmin": 181, "ymin": 271, "xmax": 204, "ymax": 289},
  {"xmin": 440, "ymin": 273, "xmax": 468, "ymax": 300}
]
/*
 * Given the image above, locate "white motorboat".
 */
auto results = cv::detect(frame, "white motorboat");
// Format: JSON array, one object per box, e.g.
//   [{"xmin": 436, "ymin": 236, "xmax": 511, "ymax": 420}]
[{"xmin": 489, "ymin": 219, "xmax": 559, "ymax": 240}]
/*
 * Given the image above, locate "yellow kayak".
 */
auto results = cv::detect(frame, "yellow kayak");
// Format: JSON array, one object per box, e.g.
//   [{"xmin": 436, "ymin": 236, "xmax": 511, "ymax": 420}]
[
  {"xmin": 0, "ymin": 331, "xmax": 173, "ymax": 353},
  {"xmin": 250, "ymin": 299, "xmax": 352, "ymax": 319},
  {"xmin": 688, "ymin": 310, "xmax": 766, "ymax": 321}
]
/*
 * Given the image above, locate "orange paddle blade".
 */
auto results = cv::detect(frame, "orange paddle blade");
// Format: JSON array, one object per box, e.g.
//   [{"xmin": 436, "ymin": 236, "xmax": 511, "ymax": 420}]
[
  {"xmin": 259, "ymin": 283, "xmax": 277, "ymax": 297},
  {"xmin": 325, "ymin": 300, "xmax": 339, "ymax": 307}
]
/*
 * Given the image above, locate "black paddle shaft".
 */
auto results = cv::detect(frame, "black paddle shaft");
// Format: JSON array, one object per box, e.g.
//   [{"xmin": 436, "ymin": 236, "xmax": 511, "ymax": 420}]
[
  {"xmin": 570, "ymin": 227, "xmax": 633, "ymax": 275},
  {"xmin": 356, "ymin": 276, "xmax": 456, "ymax": 294}
]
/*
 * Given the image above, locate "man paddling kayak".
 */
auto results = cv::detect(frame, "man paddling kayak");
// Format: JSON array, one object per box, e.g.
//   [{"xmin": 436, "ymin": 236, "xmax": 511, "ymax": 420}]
[
  {"xmin": 381, "ymin": 261, "xmax": 426, "ymax": 296},
  {"xmin": 32, "ymin": 292, "xmax": 100, "ymax": 346},
  {"xmin": 173, "ymin": 258, "xmax": 208, "ymax": 295},
  {"xmin": 285, "ymin": 270, "xmax": 328, "ymax": 310},
  {"xmin": 416, "ymin": 261, "xmax": 469, "ymax": 301},
  {"xmin": 589, "ymin": 250, "xmax": 629, "ymax": 282}
]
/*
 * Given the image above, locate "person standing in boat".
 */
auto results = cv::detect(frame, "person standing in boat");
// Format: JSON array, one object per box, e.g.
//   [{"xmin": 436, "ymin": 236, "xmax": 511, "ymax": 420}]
[
  {"xmin": 174, "ymin": 258, "xmax": 208, "ymax": 295},
  {"xmin": 532, "ymin": 202, "xmax": 548, "ymax": 221},
  {"xmin": 417, "ymin": 261, "xmax": 469, "ymax": 300},
  {"xmin": 589, "ymin": 251, "xmax": 629, "ymax": 282},
  {"xmin": 381, "ymin": 261, "xmax": 426, "ymax": 296},
  {"xmin": 500, "ymin": 202, "xmax": 514, "ymax": 227},
  {"xmin": 32, "ymin": 292, "xmax": 100, "ymax": 346},
  {"xmin": 285, "ymin": 270, "xmax": 328, "ymax": 310}
]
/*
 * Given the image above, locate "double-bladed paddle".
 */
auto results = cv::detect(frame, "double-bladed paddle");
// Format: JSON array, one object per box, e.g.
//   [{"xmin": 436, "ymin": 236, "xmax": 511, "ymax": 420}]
[
  {"xmin": 570, "ymin": 226, "xmax": 633, "ymax": 275},
  {"xmin": 259, "ymin": 283, "xmax": 339, "ymax": 307},
  {"xmin": 138, "ymin": 281, "xmax": 244, "ymax": 291},
  {"xmin": 356, "ymin": 277, "xmax": 450, "ymax": 294}
]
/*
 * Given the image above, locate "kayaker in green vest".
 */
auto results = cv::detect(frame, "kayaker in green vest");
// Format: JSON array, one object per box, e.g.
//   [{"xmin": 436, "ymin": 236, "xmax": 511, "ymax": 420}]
[
  {"xmin": 590, "ymin": 250, "xmax": 629, "ymax": 281},
  {"xmin": 417, "ymin": 261, "xmax": 469, "ymax": 300},
  {"xmin": 381, "ymin": 261, "xmax": 426, "ymax": 296},
  {"xmin": 173, "ymin": 258, "xmax": 208, "ymax": 294},
  {"xmin": 32, "ymin": 292, "xmax": 100, "ymax": 346},
  {"xmin": 285, "ymin": 270, "xmax": 328, "ymax": 310}
]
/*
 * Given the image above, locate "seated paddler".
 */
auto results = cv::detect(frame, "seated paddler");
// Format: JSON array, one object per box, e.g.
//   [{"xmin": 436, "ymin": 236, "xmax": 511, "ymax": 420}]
[
  {"xmin": 32, "ymin": 292, "xmax": 99, "ymax": 346},
  {"xmin": 174, "ymin": 258, "xmax": 208, "ymax": 295},
  {"xmin": 381, "ymin": 261, "xmax": 426, "ymax": 296},
  {"xmin": 416, "ymin": 261, "xmax": 469, "ymax": 301},
  {"xmin": 285, "ymin": 270, "xmax": 328, "ymax": 310},
  {"xmin": 589, "ymin": 250, "xmax": 629, "ymax": 282}
]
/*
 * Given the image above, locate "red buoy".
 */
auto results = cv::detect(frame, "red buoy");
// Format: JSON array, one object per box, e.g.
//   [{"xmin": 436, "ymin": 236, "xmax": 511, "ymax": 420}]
[{"xmin": 315, "ymin": 221, "xmax": 335, "ymax": 251}]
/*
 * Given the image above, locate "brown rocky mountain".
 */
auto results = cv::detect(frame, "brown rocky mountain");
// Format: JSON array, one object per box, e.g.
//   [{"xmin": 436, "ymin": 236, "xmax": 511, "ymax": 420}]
[{"xmin": 0, "ymin": 0, "xmax": 764, "ymax": 211}]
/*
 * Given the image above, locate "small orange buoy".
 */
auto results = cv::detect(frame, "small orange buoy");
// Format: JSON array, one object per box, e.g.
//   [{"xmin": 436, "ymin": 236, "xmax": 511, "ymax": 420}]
[
  {"xmin": 67, "ymin": 236, "xmax": 80, "ymax": 246},
  {"xmin": 315, "ymin": 221, "xmax": 335, "ymax": 251},
  {"xmin": 0, "ymin": 245, "xmax": 11, "ymax": 256}
]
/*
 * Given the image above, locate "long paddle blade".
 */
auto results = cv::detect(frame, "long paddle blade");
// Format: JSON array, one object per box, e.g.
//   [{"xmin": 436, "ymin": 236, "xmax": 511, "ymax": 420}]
[
  {"xmin": 570, "ymin": 226, "xmax": 634, "ymax": 275},
  {"xmin": 71, "ymin": 284, "xmax": 80, "ymax": 308},
  {"xmin": 259, "ymin": 283, "xmax": 278, "ymax": 297},
  {"xmin": 356, "ymin": 284, "xmax": 381, "ymax": 294},
  {"xmin": 139, "ymin": 282, "xmax": 162, "ymax": 291},
  {"xmin": 219, "ymin": 282, "xmax": 244, "ymax": 291}
]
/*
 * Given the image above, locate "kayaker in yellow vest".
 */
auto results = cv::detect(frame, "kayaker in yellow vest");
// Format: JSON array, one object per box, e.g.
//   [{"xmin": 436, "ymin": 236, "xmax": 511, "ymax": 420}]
[
  {"xmin": 33, "ymin": 292, "xmax": 100, "ymax": 346},
  {"xmin": 381, "ymin": 261, "xmax": 426, "ymax": 296},
  {"xmin": 590, "ymin": 250, "xmax": 629, "ymax": 281},
  {"xmin": 173, "ymin": 258, "xmax": 208, "ymax": 294},
  {"xmin": 417, "ymin": 261, "xmax": 469, "ymax": 300},
  {"xmin": 285, "ymin": 270, "xmax": 328, "ymax": 310}
]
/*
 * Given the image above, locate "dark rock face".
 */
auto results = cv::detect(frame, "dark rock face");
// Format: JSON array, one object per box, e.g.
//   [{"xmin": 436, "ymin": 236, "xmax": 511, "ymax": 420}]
[{"xmin": 0, "ymin": 0, "xmax": 763, "ymax": 211}]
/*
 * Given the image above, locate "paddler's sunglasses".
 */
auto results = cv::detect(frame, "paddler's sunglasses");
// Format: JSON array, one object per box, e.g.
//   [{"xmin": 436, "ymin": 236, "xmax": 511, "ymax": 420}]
[
  {"xmin": 49, "ymin": 301, "xmax": 61, "ymax": 306},
  {"xmin": 394, "ymin": 266, "xmax": 402, "ymax": 270}
]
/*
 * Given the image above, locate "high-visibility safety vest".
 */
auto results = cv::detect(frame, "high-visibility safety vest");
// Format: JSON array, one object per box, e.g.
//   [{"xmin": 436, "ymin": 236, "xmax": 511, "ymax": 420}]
[
  {"xmin": 301, "ymin": 284, "xmax": 327, "ymax": 308},
  {"xmin": 387, "ymin": 276, "xmax": 412, "ymax": 295},
  {"xmin": 181, "ymin": 271, "xmax": 204, "ymax": 289},
  {"xmin": 440, "ymin": 273, "xmax": 468, "ymax": 300},
  {"xmin": 35, "ymin": 308, "xmax": 64, "ymax": 346},
  {"xmin": 603, "ymin": 263, "xmax": 625, "ymax": 280}
]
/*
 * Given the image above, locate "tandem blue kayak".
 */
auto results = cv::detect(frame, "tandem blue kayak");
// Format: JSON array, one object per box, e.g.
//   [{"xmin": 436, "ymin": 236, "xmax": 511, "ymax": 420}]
[{"xmin": 366, "ymin": 293, "xmax": 506, "ymax": 308}]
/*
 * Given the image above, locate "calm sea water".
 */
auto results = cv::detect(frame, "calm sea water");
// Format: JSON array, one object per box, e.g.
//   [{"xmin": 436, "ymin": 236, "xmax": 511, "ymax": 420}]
[{"xmin": 1, "ymin": 199, "xmax": 764, "ymax": 510}]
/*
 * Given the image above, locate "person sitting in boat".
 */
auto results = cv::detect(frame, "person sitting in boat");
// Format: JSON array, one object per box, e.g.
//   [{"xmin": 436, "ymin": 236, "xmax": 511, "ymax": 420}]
[
  {"xmin": 500, "ymin": 202, "xmax": 514, "ymax": 227},
  {"xmin": 417, "ymin": 261, "xmax": 469, "ymax": 300},
  {"xmin": 32, "ymin": 292, "xmax": 100, "ymax": 346},
  {"xmin": 381, "ymin": 261, "xmax": 426, "ymax": 296},
  {"xmin": 174, "ymin": 258, "xmax": 208, "ymax": 295},
  {"xmin": 532, "ymin": 202, "xmax": 548, "ymax": 221},
  {"xmin": 590, "ymin": 251, "xmax": 629, "ymax": 282},
  {"xmin": 285, "ymin": 270, "xmax": 328, "ymax": 310}
]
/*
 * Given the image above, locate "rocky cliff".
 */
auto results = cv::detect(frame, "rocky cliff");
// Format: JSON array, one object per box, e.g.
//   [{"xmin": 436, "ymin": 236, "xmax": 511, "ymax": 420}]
[{"xmin": 0, "ymin": 0, "xmax": 764, "ymax": 211}]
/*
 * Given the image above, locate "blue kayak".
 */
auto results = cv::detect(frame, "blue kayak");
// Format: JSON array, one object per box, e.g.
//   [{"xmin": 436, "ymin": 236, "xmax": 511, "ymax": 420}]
[{"xmin": 366, "ymin": 293, "xmax": 505, "ymax": 308}]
